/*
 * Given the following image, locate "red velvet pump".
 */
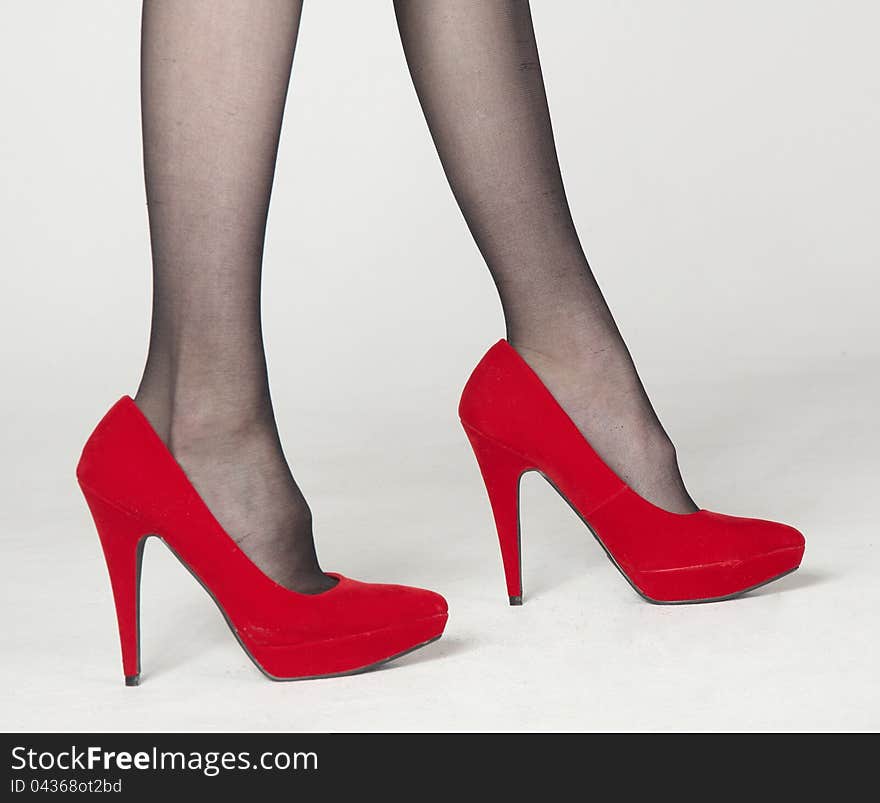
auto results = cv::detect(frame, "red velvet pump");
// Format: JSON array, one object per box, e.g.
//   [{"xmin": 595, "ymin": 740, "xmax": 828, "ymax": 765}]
[
  {"xmin": 460, "ymin": 340, "xmax": 805, "ymax": 605},
  {"xmin": 77, "ymin": 397, "xmax": 447, "ymax": 684}
]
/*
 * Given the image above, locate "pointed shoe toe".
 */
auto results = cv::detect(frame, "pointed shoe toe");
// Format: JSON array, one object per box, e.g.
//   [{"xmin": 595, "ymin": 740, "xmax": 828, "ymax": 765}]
[{"xmin": 622, "ymin": 512, "xmax": 806, "ymax": 604}]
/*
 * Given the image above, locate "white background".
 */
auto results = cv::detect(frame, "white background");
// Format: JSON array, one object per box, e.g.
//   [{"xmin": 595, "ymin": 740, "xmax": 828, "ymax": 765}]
[{"xmin": 2, "ymin": 1, "xmax": 878, "ymax": 731}]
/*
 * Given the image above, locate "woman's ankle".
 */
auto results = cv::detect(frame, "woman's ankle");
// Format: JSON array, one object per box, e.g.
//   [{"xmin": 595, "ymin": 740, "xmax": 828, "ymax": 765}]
[
  {"xmin": 510, "ymin": 336, "xmax": 698, "ymax": 513},
  {"xmin": 135, "ymin": 386, "xmax": 334, "ymax": 592},
  {"xmin": 134, "ymin": 384, "xmax": 278, "ymax": 452}
]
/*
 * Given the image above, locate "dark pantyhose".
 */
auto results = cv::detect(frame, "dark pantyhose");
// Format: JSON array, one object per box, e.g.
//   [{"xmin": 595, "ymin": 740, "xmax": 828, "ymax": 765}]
[
  {"xmin": 135, "ymin": 1, "xmax": 334, "ymax": 592},
  {"xmin": 395, "ymin": 0, "xmax": 697, "ymax": 513},
  {"xmin": 134, "ymin": 1, "xmax": 695, "ymax": 594}
]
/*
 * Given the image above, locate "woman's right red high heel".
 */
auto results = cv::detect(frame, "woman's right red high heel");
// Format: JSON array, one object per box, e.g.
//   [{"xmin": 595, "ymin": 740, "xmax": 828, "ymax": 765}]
[
  {"xmin": 460, "ymin": 340, "xmax": 805, "ymax": 605},
  {"xmin": 77, "ymin": 397, "xmax": 447, "ymax": 685}
]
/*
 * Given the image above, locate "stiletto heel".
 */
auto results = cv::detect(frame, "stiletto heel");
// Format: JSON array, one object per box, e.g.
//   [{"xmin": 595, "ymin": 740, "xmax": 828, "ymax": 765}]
[
  {"xmin": 81, "ymin": 491, "xmax": 148, "ymax": 686},
  {"xmin": 462, "ymin": 423, "xmax": 530, "ymax": 605},
  {"xmin": 460, "ymin": 340, "xmax": 805, "ymax": 604},
  {"xmin": 77, "ymin": 397, "xmax": 447, "ymax": 683}
]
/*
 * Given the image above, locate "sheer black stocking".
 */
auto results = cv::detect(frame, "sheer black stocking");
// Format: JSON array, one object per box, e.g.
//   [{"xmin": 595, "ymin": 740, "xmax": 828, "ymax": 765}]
[
  {"xmin": 133, "ymin": 0, "xmax": 695, "ymax": 599},
  {"xmin": 135, "ymin": 0, "xmax": 335, "ymax": 592},
  {"xmin": 395, "ymin": 0, "xmax": 697, "ymax": 513}
]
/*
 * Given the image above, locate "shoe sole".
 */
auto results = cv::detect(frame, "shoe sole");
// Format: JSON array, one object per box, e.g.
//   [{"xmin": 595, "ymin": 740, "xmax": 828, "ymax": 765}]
[{"xmin": 125, "ymin": 535, "xmax": 446, "ymax": 685}]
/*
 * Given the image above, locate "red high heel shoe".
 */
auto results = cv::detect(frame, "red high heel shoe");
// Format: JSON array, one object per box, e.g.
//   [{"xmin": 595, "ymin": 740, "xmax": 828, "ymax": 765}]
[
  {"xmin": 460, "ymin": 340, "xmax": 805, "ymax": 605},
  {"xmin": 77, "ymin": 397, "xmax": 447, "ymax": 685}
]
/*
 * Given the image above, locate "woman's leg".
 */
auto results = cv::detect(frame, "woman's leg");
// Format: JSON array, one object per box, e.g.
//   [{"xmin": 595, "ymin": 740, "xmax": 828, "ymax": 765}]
[
  {"xmin": 136, "ymin": 0, "xmax": 334, "ymax": 592},
  {"xmin": 395, "ymin": 0, "xmax": 696, "ymax": 513}
]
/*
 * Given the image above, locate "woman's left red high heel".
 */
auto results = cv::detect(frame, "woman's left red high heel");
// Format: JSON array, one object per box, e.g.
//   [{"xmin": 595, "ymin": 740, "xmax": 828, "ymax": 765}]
[{"xmin": 77, "ymin": 397, "xmax": 448, "ymax": 684}]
